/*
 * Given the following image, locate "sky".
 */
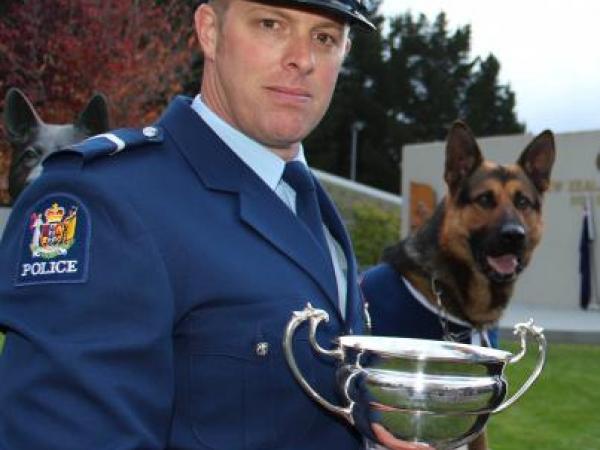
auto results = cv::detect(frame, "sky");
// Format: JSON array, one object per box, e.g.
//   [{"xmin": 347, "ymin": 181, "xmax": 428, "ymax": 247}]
[{"xmin": 378, "ymin": 0, "xmax": 600, "ymax": 135}]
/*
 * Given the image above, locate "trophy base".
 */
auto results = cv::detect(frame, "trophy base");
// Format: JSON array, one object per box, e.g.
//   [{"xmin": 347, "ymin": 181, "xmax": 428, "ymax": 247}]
[{"xmin": 366, "ymin": 440, "xmax": 470, "ymax": 450}]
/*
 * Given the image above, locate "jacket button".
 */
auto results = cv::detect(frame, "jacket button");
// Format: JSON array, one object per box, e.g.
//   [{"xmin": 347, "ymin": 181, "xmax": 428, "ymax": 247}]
[
  {"xmin": 255, "ymin": 342, "xmax": 269, "ymax": 357},
  {"xmin": 142, "ymin": 126, "xmax": 158, "ymax": 138}
]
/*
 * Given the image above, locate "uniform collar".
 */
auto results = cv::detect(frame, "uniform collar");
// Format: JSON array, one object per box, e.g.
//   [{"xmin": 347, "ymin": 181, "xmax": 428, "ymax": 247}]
[{"xmin": 191, "ymin": 95, "xmax": 307, "ymax": 192}]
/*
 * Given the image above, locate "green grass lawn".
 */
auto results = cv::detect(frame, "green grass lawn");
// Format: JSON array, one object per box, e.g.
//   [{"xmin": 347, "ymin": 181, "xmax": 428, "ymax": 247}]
[{"xmin": 487, "ymin": 340, "xmax": 600, "ymax": 450}]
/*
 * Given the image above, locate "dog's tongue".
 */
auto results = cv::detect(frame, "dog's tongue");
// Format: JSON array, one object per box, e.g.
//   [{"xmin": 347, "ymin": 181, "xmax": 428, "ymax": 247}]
[{"xmin": 487, "ymin": 254, "xmax": 518, "ymax": 274}]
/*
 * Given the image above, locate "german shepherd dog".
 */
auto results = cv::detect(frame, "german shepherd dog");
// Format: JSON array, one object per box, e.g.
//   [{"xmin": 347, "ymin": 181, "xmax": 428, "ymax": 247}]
[
  {"xmin": 361, "ymin": 121, "xmax": 555, "ymax": 450},
  {"xmin": 3, "ymin": 87, "xmax": 109, "ymax": 203}
]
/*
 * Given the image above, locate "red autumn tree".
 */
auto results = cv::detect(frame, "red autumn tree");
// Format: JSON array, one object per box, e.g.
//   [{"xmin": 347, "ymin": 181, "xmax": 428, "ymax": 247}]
[
  {"xmin": 0, "ymin": 0, "xmax": 197, "ymax": 124},
  {"xmin": 0, "ymin": 0, "xmax": 198, "ymax": 202}
]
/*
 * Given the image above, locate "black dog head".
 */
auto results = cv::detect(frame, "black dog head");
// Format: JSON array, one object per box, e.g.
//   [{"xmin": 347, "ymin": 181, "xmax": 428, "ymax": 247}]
[{"xmin": 3, "ymin": 88, "xmax": 110, "ymax": 202}]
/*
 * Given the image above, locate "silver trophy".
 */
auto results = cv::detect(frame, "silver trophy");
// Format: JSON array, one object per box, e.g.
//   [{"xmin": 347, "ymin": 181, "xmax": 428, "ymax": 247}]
[{"xmin": 283, "ymin": 304, "xmax": 546, "ymax": 450}]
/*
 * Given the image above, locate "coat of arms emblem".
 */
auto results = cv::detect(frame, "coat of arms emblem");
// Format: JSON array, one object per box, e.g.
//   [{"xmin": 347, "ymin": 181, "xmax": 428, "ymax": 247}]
[{"xmin": 29, "ymin": 202, "xmax": 78, "ymax": 259}]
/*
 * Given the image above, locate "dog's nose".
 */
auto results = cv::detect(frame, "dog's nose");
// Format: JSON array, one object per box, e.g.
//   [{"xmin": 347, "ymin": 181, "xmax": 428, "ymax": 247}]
[{"xmin": 500, "ymin": 223, "xmax": 526, "ymax": 246}]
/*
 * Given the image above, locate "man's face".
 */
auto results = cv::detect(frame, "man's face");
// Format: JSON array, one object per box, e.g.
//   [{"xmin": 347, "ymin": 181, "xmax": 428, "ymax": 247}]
[{"xmin": 196, "ymin": 0, "xmax": 350, "ymax": 155}]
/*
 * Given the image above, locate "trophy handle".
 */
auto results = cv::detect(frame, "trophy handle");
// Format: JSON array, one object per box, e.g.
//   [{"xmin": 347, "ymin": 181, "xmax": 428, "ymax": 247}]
[
  {"xmin": 283, "ymin": 303, "xmax": 355, "ymax": 425},
  {"xmin": 493, "ymin": 319, "xmax": 547, "ymax": 414}
]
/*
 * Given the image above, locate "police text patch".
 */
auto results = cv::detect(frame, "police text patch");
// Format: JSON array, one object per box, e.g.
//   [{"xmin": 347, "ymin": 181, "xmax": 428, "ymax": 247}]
[{"xmin": 16, "ymin": 194, "xmax": 90, "ymax": 286}]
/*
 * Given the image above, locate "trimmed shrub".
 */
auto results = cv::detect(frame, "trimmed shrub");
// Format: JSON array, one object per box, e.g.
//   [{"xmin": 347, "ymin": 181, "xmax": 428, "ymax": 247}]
[{"xmin": 349, "ymin": 202, "xmax": 400, "ymax": 269}]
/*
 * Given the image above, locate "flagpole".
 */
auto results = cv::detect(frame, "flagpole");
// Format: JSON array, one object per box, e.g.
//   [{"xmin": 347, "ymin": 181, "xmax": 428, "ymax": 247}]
[{"xmin": 586, "ymin": 195, "xmax": 600, "ymax": 310}]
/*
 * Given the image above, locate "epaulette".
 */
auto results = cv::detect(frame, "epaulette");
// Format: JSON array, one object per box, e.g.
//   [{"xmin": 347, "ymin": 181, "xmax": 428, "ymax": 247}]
[{"xmin": 45, "ymin": 126, "xmax": 164, "ymax": 166}]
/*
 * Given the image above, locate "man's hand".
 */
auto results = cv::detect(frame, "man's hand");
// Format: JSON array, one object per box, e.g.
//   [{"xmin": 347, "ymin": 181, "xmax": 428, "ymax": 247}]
[{"xmin": 371, "ymin": 423, "xmax": 436, "ymax": 450}]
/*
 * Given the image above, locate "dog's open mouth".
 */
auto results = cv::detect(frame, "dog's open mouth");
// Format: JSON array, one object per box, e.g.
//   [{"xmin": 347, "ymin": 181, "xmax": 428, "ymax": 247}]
[{"xmin": 484, "ymin": 254, "xmax": 522, "ymax": 283}]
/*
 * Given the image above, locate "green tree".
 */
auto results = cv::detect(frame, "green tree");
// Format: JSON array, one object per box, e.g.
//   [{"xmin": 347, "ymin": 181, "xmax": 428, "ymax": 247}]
[
  {"xmin": 386, "ymin": 13, "xmax": 474, "ymax": 141},
  {"xmin": 308, "ymin": 11, "xmax": 524, "ymax": 194},
  {"xmin": 463, "ymin": 55, "xmax": 525, "ymax": 135}
]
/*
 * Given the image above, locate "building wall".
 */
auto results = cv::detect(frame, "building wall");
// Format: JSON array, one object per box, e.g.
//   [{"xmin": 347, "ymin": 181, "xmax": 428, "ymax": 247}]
[{"xmin": 403, "ymin": 130, "xmax": 600, "ymax": 309}]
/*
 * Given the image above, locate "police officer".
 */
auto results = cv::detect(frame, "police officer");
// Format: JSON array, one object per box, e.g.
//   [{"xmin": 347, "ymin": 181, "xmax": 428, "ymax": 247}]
[{"xmin": 0, "ymin": 1, "xmax": 430, "ymax": 449}]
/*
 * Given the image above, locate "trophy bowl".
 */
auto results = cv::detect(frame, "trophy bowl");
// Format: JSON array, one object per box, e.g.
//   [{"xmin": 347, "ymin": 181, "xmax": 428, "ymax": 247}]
[{"xmin": 283, "ymin": 304, "xmax": 546, "ymax": 450}]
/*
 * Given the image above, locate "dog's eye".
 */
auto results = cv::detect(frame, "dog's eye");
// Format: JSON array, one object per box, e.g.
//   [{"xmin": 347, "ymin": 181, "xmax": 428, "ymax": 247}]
[
  {"xmin": 20, "ymin": 147, "xmax": 43, "ymax": 167},
  {"xmin": 474, "ymin": 192, "xmax": 496, "ymax": 209},
  {"xmin": 514, "ymin": 192, "xmax": 532, "ymax": 210}
]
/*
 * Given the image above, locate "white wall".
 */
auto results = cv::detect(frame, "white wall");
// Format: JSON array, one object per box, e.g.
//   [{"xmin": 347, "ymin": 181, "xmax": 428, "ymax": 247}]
[{"xmin": 402, "ymin": 130, "xmax": 600, "ymax": 309}]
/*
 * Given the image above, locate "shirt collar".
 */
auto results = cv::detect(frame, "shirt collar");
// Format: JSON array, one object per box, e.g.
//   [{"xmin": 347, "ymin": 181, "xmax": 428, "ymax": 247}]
[{"xmin": 191, "ymin": 95, "xmax": 307, "ymax": 191}]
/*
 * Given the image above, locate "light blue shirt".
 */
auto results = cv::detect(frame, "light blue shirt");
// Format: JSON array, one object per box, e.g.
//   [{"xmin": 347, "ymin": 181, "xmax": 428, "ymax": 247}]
[{"xmin": 192, "ymin": 95, "xmax": 348, "ymax": 317}]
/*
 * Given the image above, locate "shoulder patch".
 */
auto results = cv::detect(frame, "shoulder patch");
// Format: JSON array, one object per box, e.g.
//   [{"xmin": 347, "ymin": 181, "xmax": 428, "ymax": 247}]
[
  {"xmin": 15, "ymin": 194, "xmax": 91, "ymax": 286},
  {"xmin": 52, "ymin": 126, "xmax": 164, "ymax": 164}
]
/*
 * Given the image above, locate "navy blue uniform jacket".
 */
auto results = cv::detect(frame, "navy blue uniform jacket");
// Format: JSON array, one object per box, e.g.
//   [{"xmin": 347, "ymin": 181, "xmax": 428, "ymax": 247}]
[
  {"xmin": 0, "ymin": 97, "xmax": 365, "ymax": 449},
  {"xmin": 361, "ymin": 263, "xmax": 488, "ymax": 345}
]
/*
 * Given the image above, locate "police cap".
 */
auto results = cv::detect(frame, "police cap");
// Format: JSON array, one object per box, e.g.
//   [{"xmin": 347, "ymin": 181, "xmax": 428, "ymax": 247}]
[
  {"xmin": 200, "ymin": 0, "xmax": 376, "ymax": 31},
  {"xmin": 274, "ymin": 0, "xmax": 375, "ymax": 30}
]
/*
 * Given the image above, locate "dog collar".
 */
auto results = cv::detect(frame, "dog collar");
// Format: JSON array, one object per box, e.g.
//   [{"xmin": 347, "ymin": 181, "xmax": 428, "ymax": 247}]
[
  {"xmin": 402, "ymin": 276, "xmax": 471, "ymax": 327},
  {"xmin": 403, "ymin": 276, "xmax": 492, "ymax": 346}
]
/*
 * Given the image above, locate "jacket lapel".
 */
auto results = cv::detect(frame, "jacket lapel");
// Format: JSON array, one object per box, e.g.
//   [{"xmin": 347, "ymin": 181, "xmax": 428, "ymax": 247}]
[
  {"xmin": 158, "ymin": 97, "xmax": 340, "ymax": 310},
  {"xmin": 238, "ymin": 173, "xmax": 339, "ymax": 308}
]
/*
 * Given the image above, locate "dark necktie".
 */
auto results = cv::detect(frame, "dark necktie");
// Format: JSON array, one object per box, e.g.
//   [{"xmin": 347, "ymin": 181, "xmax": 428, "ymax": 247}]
[{"xmin": 282, "ymin": 161, "xmax": 330, "ymax": 257}]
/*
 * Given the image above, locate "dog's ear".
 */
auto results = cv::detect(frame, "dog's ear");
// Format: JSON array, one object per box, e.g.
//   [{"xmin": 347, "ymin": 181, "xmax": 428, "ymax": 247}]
[
  {"xmin": 517, "ymin": 130, "xmax": 555, "ymax": 193},
  {"xmin": 75, "ymin": 92, "xmax": 110, "ymax": 136},
  {"xmin": 444, "ymin": 121, "xmax": 483, "ymax": 194},
  {"xmin": 3, "ymin": 88, "xmax": 42, "ymax": 144}
]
